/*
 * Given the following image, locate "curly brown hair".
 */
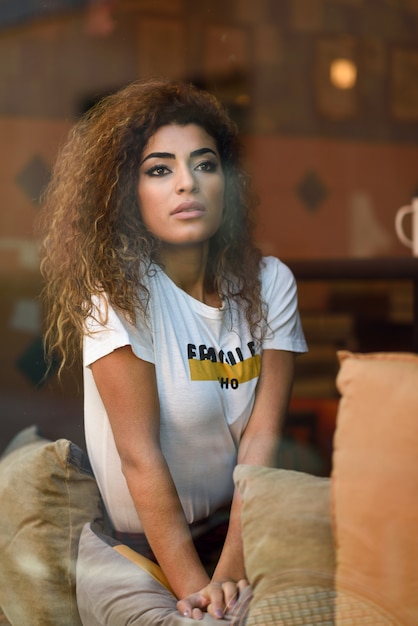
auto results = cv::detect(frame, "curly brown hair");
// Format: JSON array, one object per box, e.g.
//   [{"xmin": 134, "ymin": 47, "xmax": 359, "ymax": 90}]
[{"xmin": 38, "ymin": 79, "xmax": 263, "ymax": 375}]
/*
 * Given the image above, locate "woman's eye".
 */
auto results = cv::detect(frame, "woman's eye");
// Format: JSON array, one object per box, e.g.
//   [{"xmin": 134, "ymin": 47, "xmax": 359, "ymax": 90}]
[
  {"xmin": 195, "ymin": 160, "xmax": 217, "ymax": 173},
  {"xmin": 146, "ymin": 165, "xmax": 170, "ymax": 177}
]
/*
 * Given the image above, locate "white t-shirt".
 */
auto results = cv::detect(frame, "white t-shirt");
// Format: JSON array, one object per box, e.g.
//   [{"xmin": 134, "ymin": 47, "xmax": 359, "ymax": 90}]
[{"xmin": 83, "ymin": 256, "xmax": 307, "ymax": 532}]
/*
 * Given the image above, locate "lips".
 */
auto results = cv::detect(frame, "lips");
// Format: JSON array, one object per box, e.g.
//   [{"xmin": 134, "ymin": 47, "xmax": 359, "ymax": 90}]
[{"xmin": 171, "ymin": 201, "xmax": 206, "ymax": 216}]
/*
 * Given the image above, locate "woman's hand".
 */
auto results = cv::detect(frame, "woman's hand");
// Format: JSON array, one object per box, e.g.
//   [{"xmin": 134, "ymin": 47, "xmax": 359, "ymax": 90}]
[{"xmin": 177, "ymin": 578, "xmax": 249, "ymax": 621}]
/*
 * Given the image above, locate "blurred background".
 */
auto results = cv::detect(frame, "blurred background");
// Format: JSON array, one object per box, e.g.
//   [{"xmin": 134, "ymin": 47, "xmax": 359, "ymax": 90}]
[{"xmin": 1, "ymin": 0, "xmax": 417, "ymax": 471}]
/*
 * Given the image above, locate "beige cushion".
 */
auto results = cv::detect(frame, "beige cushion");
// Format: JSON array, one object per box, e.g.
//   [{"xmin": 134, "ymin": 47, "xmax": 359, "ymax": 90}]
[
  {"xmin": 234, "ymin": 464, "xmax": 335, "ymax": 625},
  {"xmin": 332, "ymin": 351, "xmax": 418, "ymax": 625},
  {"xmin": 0, "ymin": 427, "xmax": 102, "ymax": 626}
]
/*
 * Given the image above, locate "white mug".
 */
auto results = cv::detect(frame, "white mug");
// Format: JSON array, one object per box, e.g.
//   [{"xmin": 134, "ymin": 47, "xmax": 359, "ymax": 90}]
[{"xmin": 395, "ymin": 197, "xmax": 418, "ymax": 257}]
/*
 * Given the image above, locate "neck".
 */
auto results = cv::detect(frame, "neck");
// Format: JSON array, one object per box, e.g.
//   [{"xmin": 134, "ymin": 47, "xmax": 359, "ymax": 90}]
[{"xmin": 156, "ymin": 243, "xmax": 219, "ymax": 306}]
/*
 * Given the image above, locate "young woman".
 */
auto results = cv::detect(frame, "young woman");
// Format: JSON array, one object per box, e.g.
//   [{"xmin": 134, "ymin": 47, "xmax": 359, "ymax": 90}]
[{"xmin": 39, "ymin": 79, "xmax": 307, "ymax": 621}]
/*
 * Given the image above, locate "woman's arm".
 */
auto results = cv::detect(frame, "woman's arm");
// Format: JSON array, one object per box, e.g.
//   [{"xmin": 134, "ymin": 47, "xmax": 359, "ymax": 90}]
[
  {"xmin": 178, "ymin": 349, "xmax": 296, "ymax": 618},
  {"xmin": 212, "ymin": 349, "xmax": 296, "ymax": 582},
  {"xmin": 90, "ymin": 345, "xmax": 210, "ymax": 602}
]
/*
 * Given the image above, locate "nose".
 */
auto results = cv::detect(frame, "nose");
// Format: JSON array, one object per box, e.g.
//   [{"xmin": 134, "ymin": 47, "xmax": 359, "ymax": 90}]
[{"xmin": 176, "ymin": 164, "xmax": 198, "ymax": 194}]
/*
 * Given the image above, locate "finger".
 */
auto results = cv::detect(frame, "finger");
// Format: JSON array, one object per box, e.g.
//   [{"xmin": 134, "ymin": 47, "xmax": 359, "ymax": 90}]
[
  {"xmin": 222, "ymin": 580, "xmax": 251, "ymax": 616},
  {"xmin": 221, "ymin": 581, "xmax": 239, "ymax": 614},
  {"xmin": 176, "ymin": 600, "xmax": 192, "ymax": 619},
  {"xmin": 206, "ymin": 583, "xmax": 226, "ymax": 620},
  {"xmin": 237, "ymin": 578, "xmax": 250, "ymax": 593},
  {"xmin": 192, "ymin": 607, "xmax": 204, "ymax": 621},
  {"xmin": 177, "ymin": 594, "xmax": 208, "ymax": 618}
]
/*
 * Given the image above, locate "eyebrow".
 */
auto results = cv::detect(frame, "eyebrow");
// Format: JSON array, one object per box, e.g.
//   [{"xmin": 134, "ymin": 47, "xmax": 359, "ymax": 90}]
[{"xmin": 140, "ymin": 147, "xmax": 218, "ymax": 166}]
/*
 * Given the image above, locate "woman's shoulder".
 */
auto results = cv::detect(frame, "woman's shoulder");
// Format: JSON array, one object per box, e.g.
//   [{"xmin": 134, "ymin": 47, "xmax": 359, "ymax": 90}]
[
  {"xmin": 258, "ymin": 256, "xmax": 298, "ymax": 306},
  {"xmin": 259, "ymin": 255, "xmax": 295, "ymax": 284}
]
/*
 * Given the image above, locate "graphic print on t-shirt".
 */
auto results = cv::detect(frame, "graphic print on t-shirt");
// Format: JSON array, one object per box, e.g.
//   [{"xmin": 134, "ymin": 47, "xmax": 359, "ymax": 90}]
[{"xmin": 187, "ymin": 341, "xmax": 261, "ymax": 388}]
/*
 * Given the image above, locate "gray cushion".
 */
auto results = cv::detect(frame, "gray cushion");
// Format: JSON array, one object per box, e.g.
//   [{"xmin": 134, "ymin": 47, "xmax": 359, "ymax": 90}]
[{"xmin": 76, "ymin": 521, "xmax": 252, "ymax": 626}]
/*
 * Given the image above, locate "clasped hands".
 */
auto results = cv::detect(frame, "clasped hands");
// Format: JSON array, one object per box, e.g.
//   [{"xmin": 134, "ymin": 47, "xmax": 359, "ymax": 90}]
[{"xmin": 177, "ymin": 578, "xmax": 249, "ymax": 621}]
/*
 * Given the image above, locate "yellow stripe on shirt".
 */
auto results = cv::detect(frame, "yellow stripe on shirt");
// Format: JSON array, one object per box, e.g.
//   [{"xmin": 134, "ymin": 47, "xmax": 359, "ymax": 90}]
[{"xmin": 188, "ymin": 354, "xmax": 261, "ymax": 383}]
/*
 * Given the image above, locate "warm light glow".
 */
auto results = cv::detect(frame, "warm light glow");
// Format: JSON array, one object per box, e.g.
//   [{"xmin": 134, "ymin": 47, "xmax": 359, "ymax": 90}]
[
  {"xmin": 235, "ymin": 93, "xmax": 251, "ymax": 106},
  {"xmin": 330, "ymin": 58, "xmax": 357, "ymax": 89}
]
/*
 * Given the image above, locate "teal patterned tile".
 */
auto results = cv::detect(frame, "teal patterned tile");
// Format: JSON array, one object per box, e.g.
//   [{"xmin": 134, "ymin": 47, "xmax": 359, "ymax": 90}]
[
  {"xmin": 296, "ymin": 170, "xmax": 328, "ymax": 212},
  {"xmin": 15, "ymin": 154, "xmax": 51, "ymax": 204}
]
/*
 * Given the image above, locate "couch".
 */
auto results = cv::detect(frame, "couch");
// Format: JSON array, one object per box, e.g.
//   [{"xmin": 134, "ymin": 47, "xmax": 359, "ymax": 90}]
[{"xmin": 0, "ymin": 351, "xmax": 417, "ymax": 625}]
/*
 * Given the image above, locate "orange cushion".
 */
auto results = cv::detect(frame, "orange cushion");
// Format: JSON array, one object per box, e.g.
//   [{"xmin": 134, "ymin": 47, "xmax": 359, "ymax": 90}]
[{"xmin": 332, "ymin": 351, "xmax": 418, "ymax": 624}]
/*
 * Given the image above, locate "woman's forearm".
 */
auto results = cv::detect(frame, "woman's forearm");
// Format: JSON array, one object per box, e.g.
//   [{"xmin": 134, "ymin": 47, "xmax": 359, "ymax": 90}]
[
  {"xmin": 211, "ymin": 489, "xmax": 246, "ymax": 583},
  {"xmin": 212, "ymin": 430, "xmax": 282, "ymax": 583},
  {"xmin": 122, "ymin": 451, "xmax": 210, "ymax": 599}
]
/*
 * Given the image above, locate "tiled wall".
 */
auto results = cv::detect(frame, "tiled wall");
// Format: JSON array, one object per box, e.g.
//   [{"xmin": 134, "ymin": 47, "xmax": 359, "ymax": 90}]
[{"xmin": 247, "ymin": 135, "xmax": 418, "ymax": 259}]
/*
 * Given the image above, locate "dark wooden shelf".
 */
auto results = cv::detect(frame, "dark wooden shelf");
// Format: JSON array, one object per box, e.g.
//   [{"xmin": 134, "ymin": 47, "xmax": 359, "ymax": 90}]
[
  {"xmin": 285, "ymin": 257, "xmax": 418, "ymax": 352},
  {"xmin": 286, "ymin": 257, "xmax": 418, "ymax": 280}
]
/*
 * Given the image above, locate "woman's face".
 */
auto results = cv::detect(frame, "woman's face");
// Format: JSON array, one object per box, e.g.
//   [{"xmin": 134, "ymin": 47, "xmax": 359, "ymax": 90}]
[{"xmin": 137, "ymin": 124, "xmax": 225, "ymax": 248}]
